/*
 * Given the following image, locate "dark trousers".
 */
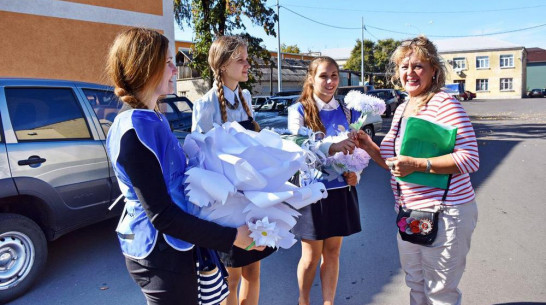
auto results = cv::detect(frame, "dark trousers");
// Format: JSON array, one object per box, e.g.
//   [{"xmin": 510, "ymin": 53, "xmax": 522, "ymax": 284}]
[{"xmin": 125, "ymin": 248, "xmax": 198, "ymax": 305}]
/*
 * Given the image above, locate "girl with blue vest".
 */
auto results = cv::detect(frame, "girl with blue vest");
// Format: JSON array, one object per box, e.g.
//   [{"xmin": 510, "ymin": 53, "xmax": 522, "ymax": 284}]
[
  {"xmin": 288, "ymin": 56, "xmax": 362, "ymax": 305},
  {"xmin": 192, "ymin": 35, "xmax": 274, "ymax": 305},
  {"xmin": 105, "ymin": 28, "xmax": 259, "ymax": 305}
]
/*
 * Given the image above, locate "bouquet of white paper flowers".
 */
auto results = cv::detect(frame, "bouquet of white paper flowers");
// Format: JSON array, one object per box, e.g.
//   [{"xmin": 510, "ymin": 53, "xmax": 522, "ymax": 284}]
[{"xmin": 183, "ymin": 122, "xmax": 328, "ymax": 249}]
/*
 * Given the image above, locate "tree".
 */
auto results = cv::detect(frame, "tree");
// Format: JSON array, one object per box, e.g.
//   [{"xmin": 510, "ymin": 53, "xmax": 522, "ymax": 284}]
[
  {"xmin": 174, "ymin": 0, "xmax": 278, "ymax": 89},
  {"xmin": 343, "ymin": 39, "xmax": 375, "ymax": 77},
  {"xmin": 281, "ymin": 43, "xmax": 300, "ymax": 54},
  {"xmin": 344, "ymin": 38, "xmax": 401, "ymax": 87}
]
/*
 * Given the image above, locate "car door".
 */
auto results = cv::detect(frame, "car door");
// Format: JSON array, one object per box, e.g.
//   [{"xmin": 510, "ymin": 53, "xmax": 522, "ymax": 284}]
[{"xmin": 2, "ymin": 85, "xmax": 112, "ymax": 228}]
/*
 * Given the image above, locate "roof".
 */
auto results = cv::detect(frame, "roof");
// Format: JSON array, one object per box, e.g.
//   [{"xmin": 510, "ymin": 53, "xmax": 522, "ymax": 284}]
[
  {"xmin": 320, "ymin": 48, "xmax": 353, "ymax": 60},
  {"xmin": 433, "ymin": 37, "xmax": 523, "ymax": 53},
  {"xmin": 526, "ymin": 47, "xmax": 546, "ymax": 63}
]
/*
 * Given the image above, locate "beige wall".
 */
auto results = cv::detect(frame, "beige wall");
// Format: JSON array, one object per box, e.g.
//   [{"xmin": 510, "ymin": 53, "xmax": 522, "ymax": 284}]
[
  {"xmin": 0, "ymin": 0, "xmax": 174, "ymax": 85},
  {"xmin": 442, "ymin": 48, "xmax": 526, "ymax": 99}
]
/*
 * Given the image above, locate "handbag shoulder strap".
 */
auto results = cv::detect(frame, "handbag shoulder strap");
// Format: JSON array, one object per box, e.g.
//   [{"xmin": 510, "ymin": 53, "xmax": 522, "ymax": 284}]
[{"xmin": 393, "ymin": 117, "xmax": 452, "ymax": 206}]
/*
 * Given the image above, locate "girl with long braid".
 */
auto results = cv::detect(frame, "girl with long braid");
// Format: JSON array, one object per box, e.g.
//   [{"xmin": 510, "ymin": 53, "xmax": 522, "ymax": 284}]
[
  {"xmin": 191, "ymin": 35, "xmax": 274, "ymax": 305},
  {"xmin": 105, "ymin": 28, "xmax": 259, "ymax": 305}
]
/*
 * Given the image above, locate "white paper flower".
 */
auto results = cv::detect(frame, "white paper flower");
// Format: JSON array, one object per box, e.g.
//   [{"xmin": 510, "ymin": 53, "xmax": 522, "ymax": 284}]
[
  {"xmin": 344, "ymin": 90, "xmax": 386, "ymax": 115},
  {"xmin": 248, "ymin": 217, "xmax": 281, "ymax": 248}
]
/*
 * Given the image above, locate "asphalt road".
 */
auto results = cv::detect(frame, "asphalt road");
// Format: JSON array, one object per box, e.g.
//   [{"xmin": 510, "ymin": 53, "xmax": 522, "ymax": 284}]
[{"xmin": 8, "ymin": 98, "xmax": 546, "ymax": 305}]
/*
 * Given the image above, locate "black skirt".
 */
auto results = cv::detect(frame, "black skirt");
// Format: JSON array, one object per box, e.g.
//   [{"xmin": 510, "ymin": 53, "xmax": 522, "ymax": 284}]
[
  {"xmin": 291, "ymin": 186, "xmax": 361, "ymax": 240},
  {"xmin": 218, "ymin": 245, "xmax": 276, "ymax": 268}
]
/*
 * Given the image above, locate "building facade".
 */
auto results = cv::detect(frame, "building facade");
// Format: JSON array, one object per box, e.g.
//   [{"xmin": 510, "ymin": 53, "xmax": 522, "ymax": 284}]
[
  {"xmin": 0, "ymin": 0, "xmax": 175, "ymax": 85},
  {"xmin": 435, "ymin": 37, "xmax": 527, "ymax": 99}
]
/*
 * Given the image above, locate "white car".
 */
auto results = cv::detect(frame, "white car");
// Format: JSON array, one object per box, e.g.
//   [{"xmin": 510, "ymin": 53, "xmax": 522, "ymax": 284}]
[{"xmin": 358, "ymin": 112, "xmax": 382, "ymax": 139}]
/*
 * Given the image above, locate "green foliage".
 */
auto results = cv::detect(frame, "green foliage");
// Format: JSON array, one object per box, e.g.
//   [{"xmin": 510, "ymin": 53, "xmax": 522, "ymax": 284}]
[
  {"xmin": 281, "ymin": 43, "xmax": 301, "ymax": 54},
  {"xmin": 174, "ymin": 0, "xmax": 278, "ymax": 89},
  {"xmin": 344, "ymin": 38, "xmax": 401, "ymax": 87}
]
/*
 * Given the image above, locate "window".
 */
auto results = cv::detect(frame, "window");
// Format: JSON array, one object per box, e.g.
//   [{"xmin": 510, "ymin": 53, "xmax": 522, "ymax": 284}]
[
  {"xmin": 476, "ymin": 56, "xmax": 489, "ymax": 69},
  {"xmin": 500, "ymin": 78, "xmax": 513, "ymax": 91},
  {"xmin": 453, "ymin": 57, "xmax": 466, "ymax": 69},
  {"xmin": 83, "ymin": 89, "xmax": 123, "ymax": 135},
  {"xmin": 476, "ymin": 79, "xmax": 489, "ymax": 91},
  {"xmin": 6, "ymin": 88, "xmax": 91, "ymax": 141},
  {"xmin": 500, "ymin": 55, "xmax": 514, "ymax": 68}
]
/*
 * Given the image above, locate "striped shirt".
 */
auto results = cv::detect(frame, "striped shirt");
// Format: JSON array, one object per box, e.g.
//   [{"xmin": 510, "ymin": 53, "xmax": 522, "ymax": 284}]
[{"xmin": 380, "ymin": 91, "xmax": 479, "ymax": 210}]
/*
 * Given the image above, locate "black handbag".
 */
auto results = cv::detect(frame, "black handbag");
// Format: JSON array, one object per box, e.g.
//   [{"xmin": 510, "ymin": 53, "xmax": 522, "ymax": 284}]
[{"xmin": 194, "ymin": 247, "xmax": 229, "ymax": 305}]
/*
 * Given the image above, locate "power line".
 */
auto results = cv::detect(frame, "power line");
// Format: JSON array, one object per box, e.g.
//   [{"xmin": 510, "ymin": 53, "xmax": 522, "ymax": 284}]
[
  {"xmin": 281, "ymin": 6, "xmax": 546, "ymax": 39},
  {"xmin": 282, "ymin": 3, "xmax": 546, "ymax": 14}
]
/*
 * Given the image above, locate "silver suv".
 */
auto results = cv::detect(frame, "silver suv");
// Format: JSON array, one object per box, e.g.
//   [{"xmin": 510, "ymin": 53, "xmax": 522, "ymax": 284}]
[{"xmin": 0, "ymin": 78, "xmax": 123, "ymax": 302}]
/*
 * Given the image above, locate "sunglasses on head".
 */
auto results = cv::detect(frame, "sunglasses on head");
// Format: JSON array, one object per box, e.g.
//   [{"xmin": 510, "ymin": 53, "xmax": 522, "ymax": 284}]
[{"xmin": 401, "ymin": 37, "xmax": 430, "ymax": 47}]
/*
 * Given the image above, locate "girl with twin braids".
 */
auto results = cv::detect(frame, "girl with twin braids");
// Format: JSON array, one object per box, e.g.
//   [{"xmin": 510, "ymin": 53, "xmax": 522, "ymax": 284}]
[
  {"xmin": 192, "ymin": 35, "xmax": 260, "ymax": 133},
  {"xmin": 191, "ymin": 35, "xmax": 274, "ymax": 305},
  {"xmin": 105, "ymin": 28, "xmax": 258, "ymax": 305}
]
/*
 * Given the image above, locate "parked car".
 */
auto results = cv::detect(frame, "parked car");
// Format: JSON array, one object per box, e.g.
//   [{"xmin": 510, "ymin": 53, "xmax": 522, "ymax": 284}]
[
  {"xmin": 273, "ymin": 95, "xmax": 300, "ymax": 115},
  {"xmin": 460, "ymin": 90, "xmax": 477, "ymax": 100},
  {"xmin": 366, "ymin": 89, "xmax": 400, "ymax": 118},
  {"xmin": 335, "ymin": 85, "xmax": 375, "ymax": 101},
  {"xmin": 528, "ymin": 89, "xmax": 545, "ymax": 98},
  {"xmin": 0, "ymin": 78, "xmax": 125, "ymax": 303},
  {"xmin": 398, "ymin": 90, "xmax": 409, "ymax": 103},
  {"xmin": 158, "ymin": 94, "xmax": 193, "ymax": 133},
  {"xmin": 252, "ymin": 95, "xmax": 269, "ymax": 110}
]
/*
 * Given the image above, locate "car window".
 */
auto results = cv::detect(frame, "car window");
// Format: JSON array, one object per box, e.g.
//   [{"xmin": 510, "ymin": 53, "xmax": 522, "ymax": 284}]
[
  {"xmin": 6, "ymin": 87, "xmax": 91, "ymax": 141},
  {"xmin": 173, "ymin": 100, "xmax": 191, "ymax": 113},
  {"xmin": 83, "ymin": 89, "xmax": 122, "ymax": 135}
]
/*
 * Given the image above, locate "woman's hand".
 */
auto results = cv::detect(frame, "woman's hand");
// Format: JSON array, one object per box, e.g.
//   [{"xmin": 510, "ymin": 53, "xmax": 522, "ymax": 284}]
[
  {"xmin": 234, "ymin": 225, "xmax": 265, "ymax": 251},
  {"xmin": 386, "ymin": 155, "xmax": 420, "ymax": 177},
  {"xmin": 343, "ymin": 171, "xmax": 358, "ymax": 186},
  {"xmin": 328, "ymin": 138, "xmax": 356, "ymax": 155}
]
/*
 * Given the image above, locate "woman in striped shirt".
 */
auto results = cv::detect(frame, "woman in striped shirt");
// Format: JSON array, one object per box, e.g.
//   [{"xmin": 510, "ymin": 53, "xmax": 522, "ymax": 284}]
[{"xmin": 354, "ymin": 36, "xmax": 479, "ymax": 305}]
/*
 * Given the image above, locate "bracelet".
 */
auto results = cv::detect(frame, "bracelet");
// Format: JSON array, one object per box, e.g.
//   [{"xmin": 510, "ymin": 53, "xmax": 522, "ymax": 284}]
[
  {"xmin": 425, "ymin": 159, "xmax": 432, "ymax": 173},
  {"xmin": 245, "ymin": 241, "xmax": 256, "ymax": 251}
]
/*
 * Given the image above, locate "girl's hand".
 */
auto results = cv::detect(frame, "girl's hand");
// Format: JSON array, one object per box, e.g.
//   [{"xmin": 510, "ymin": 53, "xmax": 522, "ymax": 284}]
[
  {"xmin": 329, "ymin": 138, "xmax": 356, "ymax": 155},
  {"xmin": 234, "ymin": 225, "xmax": 265, "ymax": 251},
  {"xmin": 343, "ymin": 171, "xmax": 358, "ymax": 186},
  {"xmin": 386, "ymin": 155, "xmax": 419, "ymax": 177}
]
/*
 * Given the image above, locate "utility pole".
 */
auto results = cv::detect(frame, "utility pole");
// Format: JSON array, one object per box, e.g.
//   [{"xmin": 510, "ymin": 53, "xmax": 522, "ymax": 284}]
[
  {"xmin": 276, "ymin": 0, "xmax": 282, "ymax": 93},
  {"xmin": 361, "ymin": 17, "xmax": 365, "ymax": 86}
]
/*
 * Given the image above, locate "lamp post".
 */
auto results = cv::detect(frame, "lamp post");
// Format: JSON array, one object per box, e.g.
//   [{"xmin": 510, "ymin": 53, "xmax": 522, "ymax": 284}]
[{"xmin": 276, "ymin": 0, "xmax": 282, "ymax": 93}]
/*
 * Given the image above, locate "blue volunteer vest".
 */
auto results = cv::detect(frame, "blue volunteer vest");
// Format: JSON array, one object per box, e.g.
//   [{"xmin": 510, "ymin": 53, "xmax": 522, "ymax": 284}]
[
  {"xmin": 296, "ymin": 102, "xmax": 361, "ymax": 189},
  {"xmin": 106, "ymin": 109, "xmax": 198, "ymax": 259}
]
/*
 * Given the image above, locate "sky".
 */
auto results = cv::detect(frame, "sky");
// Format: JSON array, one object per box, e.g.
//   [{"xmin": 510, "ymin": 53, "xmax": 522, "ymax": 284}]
[{"xmin": 174, "ymin": 0, "xmax": 546, "ymax": 53}]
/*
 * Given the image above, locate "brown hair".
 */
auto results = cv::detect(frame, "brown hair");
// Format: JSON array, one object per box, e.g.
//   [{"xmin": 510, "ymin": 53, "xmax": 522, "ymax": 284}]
[
  {"xmin": 299, "ymin": 56, "xmax": 340, "ymax": 133},
  {"xmin": 389, "ymin": 35, "xmax": 446, "ymax": 113},
  {"xmin": 208, "ymin": 36, "xmax": 254, "ymax": 124},
  {"xmin": 106, "ymin": 27, "xmax": 169, "ymax": 109}
]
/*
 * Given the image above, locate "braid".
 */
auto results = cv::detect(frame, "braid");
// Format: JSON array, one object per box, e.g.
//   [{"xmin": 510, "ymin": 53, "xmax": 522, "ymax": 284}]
[
  {"xmin": 215, "ymin": 73, "xmax": 228, "ymax": 123},
  {"xmin": 114, "ymin": 87, "xmax": 147, "ymax": 109},
  {"xmin": 238, "ymin": 87, "xmax": 260, "ymax": 131}
]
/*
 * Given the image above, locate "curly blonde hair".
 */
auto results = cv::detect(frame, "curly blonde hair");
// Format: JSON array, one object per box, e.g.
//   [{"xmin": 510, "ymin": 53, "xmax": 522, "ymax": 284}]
[{"xmin": 389, "ymin": 35, "xmax": 446, "ymax": 113}]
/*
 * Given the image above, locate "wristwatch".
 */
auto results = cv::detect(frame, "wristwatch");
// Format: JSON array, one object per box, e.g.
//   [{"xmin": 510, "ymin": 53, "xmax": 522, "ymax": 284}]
[{"xmin": 425, "ymin": 159, "xmax": 432, "ymax": 173}]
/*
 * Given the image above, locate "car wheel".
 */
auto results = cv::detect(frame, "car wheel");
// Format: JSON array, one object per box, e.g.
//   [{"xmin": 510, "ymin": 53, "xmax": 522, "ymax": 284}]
[
  {"xmin": 361, "ymin": 124, "xmax": 375, "ymax": 140},
  {"xmin": 384, "ymin": 104, "xmax": 392, "ymax": 118},
  {"xmin": 0, "ymin": 214, "xmax": 47, "ymax": 303}
]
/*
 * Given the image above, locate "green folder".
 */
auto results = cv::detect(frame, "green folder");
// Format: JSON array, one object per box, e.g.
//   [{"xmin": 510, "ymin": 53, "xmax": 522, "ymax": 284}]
[{"xmin": 396, "ymin": 117, "xmax": 458, "ymax": 189}]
